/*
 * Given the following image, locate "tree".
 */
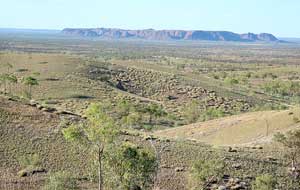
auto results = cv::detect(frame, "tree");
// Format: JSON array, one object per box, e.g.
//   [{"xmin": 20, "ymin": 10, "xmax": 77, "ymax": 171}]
[
  {"xmin": 22, "ymin": 76, "xmax": 38, "ymax": 99},
  {"xmin": 0, "ymin": 74, "xmax": 9, "ymax": 93},
  {"xmin": 116, "ymin": 99, "xmax": 133, "ymax": 118},
  {"xmin": 183, "ymin": 100, "xmax": 201, "ymax": 123},
  {"xmin": 148, "ymin": 138, "xmax": 169, "ymax": 190},
  {"xmin": 144, "ymin": 104, "xmax": 166, "ymax": 124},
  {"xmin": 122, "ymin": 111, "xmax": 143, "ymax": 129},
  {"xmin": 274, "ymin": 130, "xmax": 300, "ymax": 174},
  {"xmin": 62, "ymin": 103, "xmax": 119, "ymax": 190},
  {"xmin": 252, "ymin": 174, "xmax": 276, "ymax": 190},
  {"xmin": 2, "ymin": 63, "xmax": 13, "ymax": 73},
  {"xmin": 6, "ymin": 74, "xmax": 17, "ymax": 94},
  {"xmin": 106, "ymin": 143, "xmax": 157, "ymax": 190},
  {"xmin": 189, "ymin": 159, "xmax": 225, "ymax": 190},
  {"xmin": 0, "ymin": 63, "xmax": 14, "ymax": 93}
]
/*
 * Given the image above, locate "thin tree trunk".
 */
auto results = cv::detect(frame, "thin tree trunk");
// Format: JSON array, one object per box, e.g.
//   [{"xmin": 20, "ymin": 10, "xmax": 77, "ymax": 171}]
[
  {"xmin": 4, "ymin": 80, "xmax": 6, "ymax": 93},
  {"xmin": 9, "ymin": 82, "xmax": 12, "ymax": 94},
  {"xmin": 265, "ymin": 119, "xmax": 269, "ymax": 136},
  {"xmin": 149, "ymin": 115, "xmax": 152, "ymax": 124},
  {"xmin": 150, "ymin": 140, "xmax": 168, "ymax": 190},
  {"xmin": 292, "ymin": 158, "xmax": 296, "ymax": 169},
  {"xmin": 29, "ymin": 85, "xmax": 32, "ymax": 99},
  {"xmin": 98, "ymin": 146, "xmax": 104, "ymax": 190}
]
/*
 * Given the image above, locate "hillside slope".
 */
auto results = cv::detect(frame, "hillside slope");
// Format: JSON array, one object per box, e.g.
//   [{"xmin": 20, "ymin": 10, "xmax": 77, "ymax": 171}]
[
  {"xmin": 0, "ymin": 97, "xmax": 294, "ymax": 190},
  {"xmin": 154, "ymin": 108, "xmax": 300, "ymax": 146}
]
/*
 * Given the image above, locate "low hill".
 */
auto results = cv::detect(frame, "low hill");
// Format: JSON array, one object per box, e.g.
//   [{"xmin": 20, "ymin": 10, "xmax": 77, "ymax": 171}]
[
  {"xmin": 62, "ymin": 28, "xmax": 279, "ymax": 42},
  {"xmin": 154, "ymin": 108, "xmax": 300, "ymax": 146},
  {"xmin": 0, "ymin": 96, "xmax": 292, "ymax": 189}
]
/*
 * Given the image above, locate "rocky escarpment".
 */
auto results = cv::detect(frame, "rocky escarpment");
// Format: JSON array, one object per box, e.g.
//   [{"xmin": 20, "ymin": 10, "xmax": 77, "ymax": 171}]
[{"xmin": 62, "ymin": 28, "xmax": 279, "ymax": 42}]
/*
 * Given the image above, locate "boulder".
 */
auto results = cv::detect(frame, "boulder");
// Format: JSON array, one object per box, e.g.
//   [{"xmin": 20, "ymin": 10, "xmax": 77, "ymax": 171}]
[
  {"xmin": 228, "ymin": 147, "xmax": 238, "ymax": 153},
  {"xmin": 18, "ymin": 168, "xmax": 46, "ymax": 177},
  {"xmin": 230, "ymin": 184, "xmax": 243, "ymax": 190},
  {"xmin": 218, "ymin": 185, "xmax": 227, "ymax": 190},
  {"xmin": 232, "ymin": 164, "xmax": 242, "ymax": 170}
]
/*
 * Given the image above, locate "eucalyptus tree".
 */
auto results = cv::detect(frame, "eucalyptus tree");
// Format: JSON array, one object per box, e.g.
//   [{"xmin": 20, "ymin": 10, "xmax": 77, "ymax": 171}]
[
  {"xmin": 22, "ymin": 76, "xmax": 38, "ymax": 99},
  {"xmin": 62, "ymin": 103, "xmax": 119, "ymax": 190}
]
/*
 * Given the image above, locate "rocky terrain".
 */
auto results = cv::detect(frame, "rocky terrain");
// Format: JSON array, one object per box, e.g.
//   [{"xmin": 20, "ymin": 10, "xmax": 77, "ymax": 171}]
[
  {"xmin": 87, "ymin": 64, "xmax": 250, "ymax": 118},
  {"xmin": 62, "ymin": 28, "xmax": 279, "ymax": 42},
  {"xmin": 0, "ymin": 95, "xmax": 288, "ymax": 190}
]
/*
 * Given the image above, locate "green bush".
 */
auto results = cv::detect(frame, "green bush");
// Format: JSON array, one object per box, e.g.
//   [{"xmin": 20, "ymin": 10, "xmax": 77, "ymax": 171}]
[
  {"xmin": 17, "ymin": 154, "xmax": 42, "ymax": 177},
  {"xmin": 122, "ymin": 112, "xmax": 143, "ymax": 128},
  {"xmin": 142, "ymin": 104, "xmax": 167, "ymax": 124},
  {"xmin": 106, "ymin": 143, "xmax": 157, "ymax": 190},
  {"xmin": 43, "ymin": 172, "xmax": 79, "ymax": 190},
  {"xmin": 116, "ymin": 100, "xmax": 133, "ymax": 118},
  {"xmin": 189, "ymin": 159, "xmax": 225, "ymax": 190},
  {"xmin": 245, "ymin": 72, "xmax": 252, "ymax": 78},
  {"xmin": 183, "ymin": 100, "xmax": 201, "ymax": 123},
  {"xmin": 252, "ymin": 174, "xmax": 276, "ymax": 190},
  {"xmin": 142, "ymin": 124, "xmax": 154, "ymax": 131},
  {"xmin": 18, "ymin": 153, "xmax": 41, "ymax": 169},
  {"xmin": 225, "ymin": 77, "xmax": 239, "ymax": 85},
  {"xmin": 200, "ymin": 107, "xmax": 226, "ymax": 121}
]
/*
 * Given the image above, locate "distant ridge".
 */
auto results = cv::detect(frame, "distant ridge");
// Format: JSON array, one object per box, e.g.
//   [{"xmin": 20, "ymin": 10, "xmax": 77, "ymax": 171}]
[{"xmin": 62, "ymin": 28, "xmax": 279, "ymax": 42}]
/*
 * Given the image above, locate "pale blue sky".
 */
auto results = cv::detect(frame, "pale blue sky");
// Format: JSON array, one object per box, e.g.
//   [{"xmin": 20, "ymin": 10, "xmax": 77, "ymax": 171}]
[{"xmin": 0, "ymin": 0, "xmax": 299, "ymax": 37}]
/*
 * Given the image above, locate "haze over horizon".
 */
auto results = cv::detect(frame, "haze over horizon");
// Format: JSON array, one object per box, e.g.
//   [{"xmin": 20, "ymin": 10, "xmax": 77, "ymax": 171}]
[{"xmin": 0, "ymin": 0, "xmax": 299, "ymax": 38}]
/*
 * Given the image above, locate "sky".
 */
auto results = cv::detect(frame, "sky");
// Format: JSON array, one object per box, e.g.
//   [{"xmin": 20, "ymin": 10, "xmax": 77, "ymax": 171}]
[{"xmin": 0, "ymin": 0, "xmax": 299, "ymax": 37}]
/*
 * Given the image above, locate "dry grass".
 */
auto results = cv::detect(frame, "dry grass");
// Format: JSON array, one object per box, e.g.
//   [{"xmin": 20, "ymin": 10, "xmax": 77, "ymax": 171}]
[{"xmin": 155, "ymin": 108, "xmax": 300, "ymax": 146}]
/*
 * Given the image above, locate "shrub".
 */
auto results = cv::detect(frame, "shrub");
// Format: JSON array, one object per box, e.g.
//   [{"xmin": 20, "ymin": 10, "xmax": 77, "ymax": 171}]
[
  {"xmin": 293, "ymin": 116, "xmax": 300, "ymax": 123},
  {"xmin": 143, "ymin": 124, "xmax": 154, "ymax": 131},
  {"xmin": 116, "ymin": 100, "xmax": 133, "ymax": 118},
  {"xmin": 200, "ymin": 107, "xmax": 226, "ymax": 121},
  {"xmin": 106, "ymin": 143, "xmax": 157, "ymax": 190},
  {"xmin": 212, "ymin": 74, "xmax": 219, "ymax": 79},
  {"xmin": 261, "ymin": 72, "xmax": 277, "ymax": 80},
  {"xmin": 245, "ymin": 72, "xmax": 252, "ymax": 78},
  {"xmin": 189, "ymin": 159, "xmax": 225, "ymax": 189},
  {"xmin": 122, "ymin": 112, "xmax": 143, "ymax": 128},
  {"xmin": 17, "ymin": 154, "xmax": 42, "ymax": 177},
  {"xmin": 18, "ymin": 153, "xmax": 41, "ymax": 170},
  {"xmin": 225, "ymin": 77, "xmax": 239, "ymax": 85},
  {"xmin": 143, "ymin": 104, "xmax": 167, "ymax": 124},
  {"xmin": 273, "ymin": 130, "xmax": 300, "ymax": 170},
  {"xmin": 43, "ymin": 172, "xmax": 79, "ymax": 190},
  {"xmin": 183, "ymin": 100, "xmax": 201, "ymax": 123},
  {"xmin": 220, "ymin": 72, "xmax": 228, "ymax": 79},
  {"xmin": 252, "ymin": 174, "xmax": 276, "ymax": 190}
]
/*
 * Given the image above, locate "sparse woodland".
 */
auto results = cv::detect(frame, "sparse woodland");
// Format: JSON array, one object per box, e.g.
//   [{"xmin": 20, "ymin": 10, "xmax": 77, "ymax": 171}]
[{"xmin": 1, "ymin": 34, "xmax": 300, "ymax": 190}]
